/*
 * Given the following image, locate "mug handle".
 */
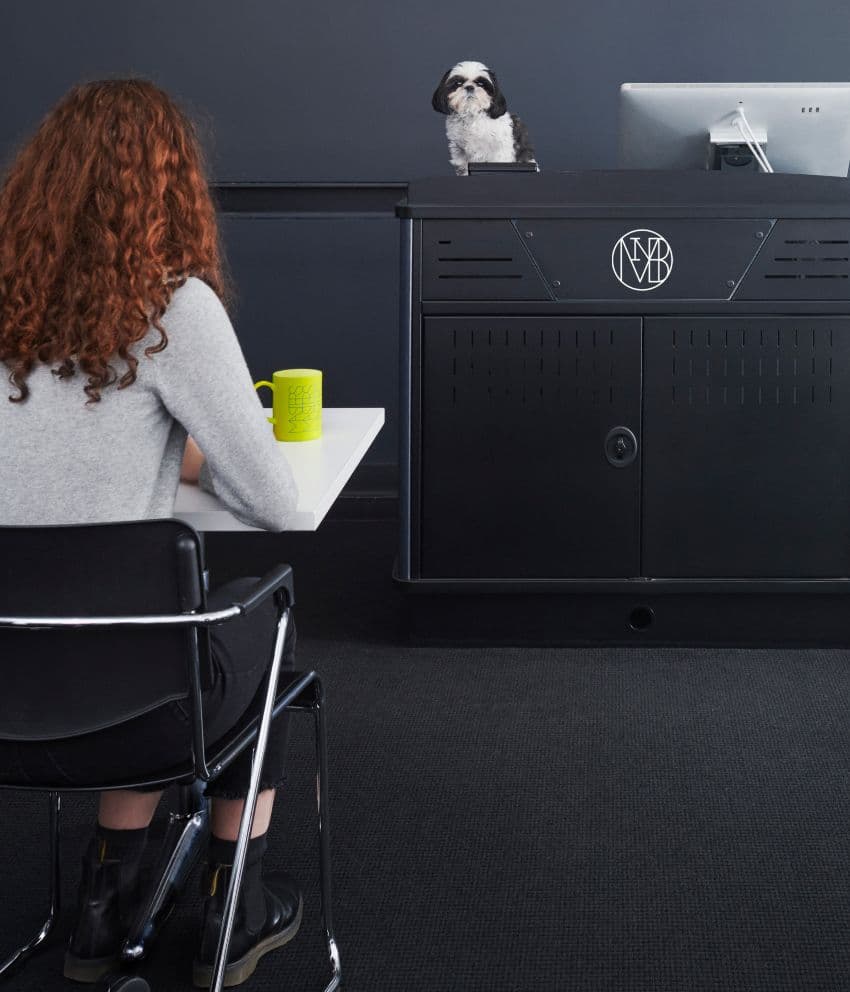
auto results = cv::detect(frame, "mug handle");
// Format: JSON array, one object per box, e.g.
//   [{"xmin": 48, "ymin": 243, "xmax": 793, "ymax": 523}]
[{"xmin": 253, "ymin": 380, "xmax": 275, "ymax": 424}]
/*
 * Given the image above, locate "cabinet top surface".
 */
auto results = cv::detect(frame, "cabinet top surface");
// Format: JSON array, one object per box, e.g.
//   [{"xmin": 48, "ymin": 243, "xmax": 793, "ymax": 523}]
[{"xmin": 399, "ymin": 171, "xmax": 850, "ymax": 219}]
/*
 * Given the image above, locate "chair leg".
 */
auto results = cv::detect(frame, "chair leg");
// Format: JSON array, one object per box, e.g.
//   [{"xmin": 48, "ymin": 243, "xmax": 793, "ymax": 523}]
[
  {"xmin": 0, "ymin": 792, "xmax": 61, "ymax": 978},
  {"xmin": 313, "ymin": 679, "xmax": 342, "ymax": 992},
  {"xmin": 209, "ymin": 609, "xmax": 291, "ymax": 992},
  {"xmin": 121, "ymin": 782, "xmax": 209, "ymax": 963}
]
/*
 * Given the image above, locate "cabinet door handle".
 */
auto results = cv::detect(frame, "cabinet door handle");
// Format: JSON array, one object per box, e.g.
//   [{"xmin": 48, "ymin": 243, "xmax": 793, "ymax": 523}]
[{"xmin": 604, "ymin": 427, "xmax": 638, "ymax": 468}]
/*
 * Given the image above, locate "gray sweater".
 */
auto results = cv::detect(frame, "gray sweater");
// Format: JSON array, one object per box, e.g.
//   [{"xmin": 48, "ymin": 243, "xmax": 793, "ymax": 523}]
[{"xmin": 0, "ymin": 278, "xmax": 298, "ymax": 530}]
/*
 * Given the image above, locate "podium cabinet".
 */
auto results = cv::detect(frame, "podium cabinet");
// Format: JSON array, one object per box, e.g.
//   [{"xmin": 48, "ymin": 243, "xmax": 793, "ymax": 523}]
[{"xmin": 397, "ymin": 171, "xmax": 850, "ymax": 643}]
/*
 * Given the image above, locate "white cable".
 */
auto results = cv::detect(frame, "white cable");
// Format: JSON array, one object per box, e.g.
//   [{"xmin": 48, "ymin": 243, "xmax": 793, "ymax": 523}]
[
  {"xmin": 733, "ymin": 113, "xmax": 771, "ymax": 172},
  {"xmin": 739, "ymin": 114, "xmax": 773, "ymax": 172},
  {"xmin": 733, "ymin": 108, "xmax": 774, "ymax": 173},
  {"xmin": 733, "ymin": 108, "xmax": 770, "ymax": 171}
]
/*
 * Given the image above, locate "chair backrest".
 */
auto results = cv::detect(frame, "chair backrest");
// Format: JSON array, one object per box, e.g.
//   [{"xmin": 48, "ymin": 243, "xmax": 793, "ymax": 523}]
[{"xmin": 0, "ymin": 519, "xmax": 207, "ymax": 742}]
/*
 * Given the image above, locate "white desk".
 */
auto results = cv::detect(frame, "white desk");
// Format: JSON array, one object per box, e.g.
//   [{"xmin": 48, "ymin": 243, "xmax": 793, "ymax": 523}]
[{"xmin": 174, "ymin": 408, "xmax": 384, "ymax": 532}]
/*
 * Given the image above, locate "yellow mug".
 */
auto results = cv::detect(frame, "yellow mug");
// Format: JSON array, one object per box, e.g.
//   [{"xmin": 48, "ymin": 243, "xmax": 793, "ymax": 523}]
[{"xmin": 254, "ymin": 369, "xmax": 322, "ymax": 441}]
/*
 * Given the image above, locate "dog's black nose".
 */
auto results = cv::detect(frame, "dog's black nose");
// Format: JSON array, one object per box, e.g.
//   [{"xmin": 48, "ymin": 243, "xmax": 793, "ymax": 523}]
[{"xmin": 464, "ymin": 84, "xmax": 476, "ymax": 93}]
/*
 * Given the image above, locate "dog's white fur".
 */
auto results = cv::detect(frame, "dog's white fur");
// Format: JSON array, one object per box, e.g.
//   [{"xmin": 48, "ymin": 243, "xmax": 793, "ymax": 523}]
[
  {"xmin": 445, "ymin": 112, "xmax": 516, "ymax": 175},
  {"xmin": 432, "ymin": 60, "xmax": 536, "ymax": 176}
]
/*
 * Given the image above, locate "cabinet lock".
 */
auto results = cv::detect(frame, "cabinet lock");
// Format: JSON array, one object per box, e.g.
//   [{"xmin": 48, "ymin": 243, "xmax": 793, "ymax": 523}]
[{"xmin": 604, "ymin": 427, "xmax": 638, "ymax": 468}]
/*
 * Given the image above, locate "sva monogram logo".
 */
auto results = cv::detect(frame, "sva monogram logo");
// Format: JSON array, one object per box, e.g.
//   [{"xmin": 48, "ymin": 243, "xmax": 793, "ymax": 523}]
[{"xmin": 611, "ymin": 229, "xmax": 673, "ymax": 291}]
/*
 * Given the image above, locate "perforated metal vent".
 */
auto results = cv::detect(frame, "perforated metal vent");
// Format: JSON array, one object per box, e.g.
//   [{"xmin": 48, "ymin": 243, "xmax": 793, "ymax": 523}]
[
  {"xmin": 666, "ymin": 321, "xmax": 835, "ymax": 408},
  {"xmin": 442, "ymin": 322, "xmax": 625, "ymax": 408},
  {"xmin": 435, "ymin": 246, "xmax": 520, "ymax": 280},
  {"xmin": 738, "ymin": 221, "xmax": 850, "ymax": 299},
  {"xmin": 764, "ymin": 237, "xmax": 850, "ymax": 283},
  {"xmin": 421, "ymin": 220, "xmax": 549, "ymax": 300}
]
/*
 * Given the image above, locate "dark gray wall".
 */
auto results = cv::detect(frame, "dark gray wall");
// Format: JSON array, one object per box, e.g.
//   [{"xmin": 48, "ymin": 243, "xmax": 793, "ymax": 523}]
[
  {"xmin": 5, "ymin": 1, "xmax": 850, "ymax": 179},
  {"xmin": 3, "ymin": 0, "xmax": 850, "ymax": 466},
  {"xmin": 219, "ymin": 215, "xmax": 398, "ymax": 451}
]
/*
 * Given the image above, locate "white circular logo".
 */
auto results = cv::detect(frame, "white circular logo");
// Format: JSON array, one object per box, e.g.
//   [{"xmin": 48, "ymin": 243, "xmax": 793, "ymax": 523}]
[{"xmin": 611, "ymin": 229, "xmax": 673, "ymax": 291}]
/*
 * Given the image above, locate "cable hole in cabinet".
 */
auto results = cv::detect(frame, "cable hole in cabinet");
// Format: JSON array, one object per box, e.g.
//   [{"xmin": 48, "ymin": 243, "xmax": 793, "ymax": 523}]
[{"xmin": 629, "ymin": 607, "xmax": 654, "ymax": 631}]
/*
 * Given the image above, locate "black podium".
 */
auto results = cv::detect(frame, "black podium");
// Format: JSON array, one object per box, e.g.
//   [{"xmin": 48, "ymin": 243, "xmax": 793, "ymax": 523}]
[{"xmin": 396, "ymin": 170, "xmax": 850, "ymax": 645}]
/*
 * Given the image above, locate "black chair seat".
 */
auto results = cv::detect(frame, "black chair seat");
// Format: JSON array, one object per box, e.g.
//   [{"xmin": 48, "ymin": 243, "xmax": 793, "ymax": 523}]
[{"xmin": 0, "ymin": 520, "xmax": 340, "ymax": 992}]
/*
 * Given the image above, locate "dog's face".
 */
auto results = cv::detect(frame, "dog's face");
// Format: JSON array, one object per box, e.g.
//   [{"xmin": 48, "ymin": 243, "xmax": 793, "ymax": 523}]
[{"xmin": 432, "ymin": 61, "xmax": 507, "ymax": 119}]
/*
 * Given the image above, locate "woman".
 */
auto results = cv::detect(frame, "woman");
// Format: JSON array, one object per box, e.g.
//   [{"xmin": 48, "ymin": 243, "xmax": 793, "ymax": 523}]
[{"xmin": 0, "ymin": 79, "xmax": 301, "ymax": 987}]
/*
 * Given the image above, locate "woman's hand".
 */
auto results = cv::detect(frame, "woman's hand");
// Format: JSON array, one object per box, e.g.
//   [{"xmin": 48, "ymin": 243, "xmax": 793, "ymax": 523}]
[{"xmin": 181, "ymin": 436, "xmax": 205, "ymax": 483}]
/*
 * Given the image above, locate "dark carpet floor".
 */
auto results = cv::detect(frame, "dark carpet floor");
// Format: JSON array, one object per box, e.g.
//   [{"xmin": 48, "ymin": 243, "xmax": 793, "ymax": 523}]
[{"xmin": 4, "ymin": 515, "xmax": 850, "ymax": 991}]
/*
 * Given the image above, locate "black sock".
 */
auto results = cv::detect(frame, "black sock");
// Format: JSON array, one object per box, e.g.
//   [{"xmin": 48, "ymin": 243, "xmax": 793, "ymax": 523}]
[
  {"xmin": 207, "ymin": 833, "xmax": 268, "ymax": 931},
  {"xmin": 93, "ymin": 824, "xmax": 148, "ymax": 863},
  {"xmin": 207, "ymin": 831, "xmax": 267, "ymax": 868}
]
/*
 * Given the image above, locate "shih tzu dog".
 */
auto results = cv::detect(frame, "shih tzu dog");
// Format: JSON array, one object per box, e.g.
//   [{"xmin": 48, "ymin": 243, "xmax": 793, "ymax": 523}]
[{"xmin": 432, "ymin": 60, "xmax": 537, "ymax": 176}]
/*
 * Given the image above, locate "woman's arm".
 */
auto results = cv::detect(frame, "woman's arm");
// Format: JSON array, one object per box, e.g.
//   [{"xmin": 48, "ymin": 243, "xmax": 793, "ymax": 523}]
[
  {"xmin": 152, "ymin": 278, "xmax": 298, "ymax": 530},
  {"xmin": 180, "ymin": 436, "xmax": 205, "ymax": 483}
]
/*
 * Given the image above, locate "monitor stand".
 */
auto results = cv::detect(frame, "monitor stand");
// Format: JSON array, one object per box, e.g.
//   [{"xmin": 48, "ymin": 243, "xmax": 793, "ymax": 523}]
[
  {"xmin": 711, "ymin": 142, "xmax": 760, "ymax": 171},
  {"xmin": 709, "ymin": 119, "xmax": 769, "ymax": 172}
]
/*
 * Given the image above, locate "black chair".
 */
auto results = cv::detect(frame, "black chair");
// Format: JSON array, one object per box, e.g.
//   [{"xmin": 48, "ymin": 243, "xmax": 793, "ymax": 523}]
[{"xmin": 0, "ymin": 519, "xmax": 340, "ymax": 992}]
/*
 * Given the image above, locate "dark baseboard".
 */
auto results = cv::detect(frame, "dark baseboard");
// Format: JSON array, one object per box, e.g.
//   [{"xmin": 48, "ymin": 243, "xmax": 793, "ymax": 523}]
[{"xmin": 400, "ymin": 589, "xmax": 850, "ymax": 647}]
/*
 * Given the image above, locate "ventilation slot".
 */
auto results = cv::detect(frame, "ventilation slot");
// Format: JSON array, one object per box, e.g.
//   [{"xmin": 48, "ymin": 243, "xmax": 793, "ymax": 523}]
[
  {"xmin": 739, "ymin": 224, "xmax": 850, "ymax": 298},
  {"xmin": 436, "ymin": 253, "xmax": 524, "ymax": 281},
  {"xmin": 438, "ymin": 274, "xmax": 523, "ymax": 280},
  {"xmin": 667, "ymin": 320, "xmax": 835, "ymax": 408},
  {"xmin": 422, "ymin": 221, "xmax": 550, "ymax": 300},
  {"xmin": 447, "ymin": 322, "xmax": 621, "ymax": 408},
  {"xmin": 762, "ymin": 239, "xmax": 850, "ymax": 284}
]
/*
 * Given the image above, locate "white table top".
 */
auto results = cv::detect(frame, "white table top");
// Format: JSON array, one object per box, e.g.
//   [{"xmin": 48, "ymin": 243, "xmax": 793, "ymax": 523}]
[{"xmin": 174, "ymin": 407, "xmax": 384, "ymax": 532}]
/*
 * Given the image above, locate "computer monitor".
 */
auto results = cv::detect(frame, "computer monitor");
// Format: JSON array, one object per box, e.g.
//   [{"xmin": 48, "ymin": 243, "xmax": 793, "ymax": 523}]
[{"xmin": 619, "ymin": 82, "xmax": 850, "ymax": 177}]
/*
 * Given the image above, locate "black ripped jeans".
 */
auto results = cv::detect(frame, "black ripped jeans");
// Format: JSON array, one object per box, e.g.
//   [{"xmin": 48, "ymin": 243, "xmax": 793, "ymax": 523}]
[{"xmin": 0, "ymin": 579, "xmax": 294, "ymax": 799}]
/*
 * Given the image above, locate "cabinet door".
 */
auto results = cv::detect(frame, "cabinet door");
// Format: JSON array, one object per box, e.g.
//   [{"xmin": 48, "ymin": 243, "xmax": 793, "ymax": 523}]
[
  {"xmin": 643, "ymin": 317, "xmax": 850, "ymax": 577},
  {"xmin": 420, "ymin": 317, "xmax": 642, "ymax": 579}
]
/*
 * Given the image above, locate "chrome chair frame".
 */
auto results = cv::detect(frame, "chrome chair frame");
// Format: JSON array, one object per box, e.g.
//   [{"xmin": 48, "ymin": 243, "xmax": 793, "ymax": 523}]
[{"xmin": 0, "ymin": 569, "xmax": 341, "ymax": 992}]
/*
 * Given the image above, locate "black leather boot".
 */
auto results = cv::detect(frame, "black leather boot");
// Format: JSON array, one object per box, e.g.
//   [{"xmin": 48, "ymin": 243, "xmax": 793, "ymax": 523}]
[
  {"xmin": 63, "ymin": 838, "xmax": 143, "ymax": 983},
  {"xmin": 192, "ymin": 864, "xmax": 303, "ymax": 988}
]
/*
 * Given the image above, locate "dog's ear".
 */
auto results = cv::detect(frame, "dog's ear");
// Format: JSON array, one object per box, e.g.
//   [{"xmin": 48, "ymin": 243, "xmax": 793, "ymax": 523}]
[
  {"xmin": 487, "ymin": 71, "xmax": 508, "ymax": 118},
  {"xmin": 432, "ymin": 70, "xmax": 452, "ymax": 114}
]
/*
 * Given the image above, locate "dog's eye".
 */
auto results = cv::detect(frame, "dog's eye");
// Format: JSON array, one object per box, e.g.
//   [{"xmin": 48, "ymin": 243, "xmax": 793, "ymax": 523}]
[
  {"xmin": 475, "ymin": 78, "xmax": 493, "ymax": 94},
  {"xmin": 448, "ymin": 79, "xmax": 463, "ymax": 90}
]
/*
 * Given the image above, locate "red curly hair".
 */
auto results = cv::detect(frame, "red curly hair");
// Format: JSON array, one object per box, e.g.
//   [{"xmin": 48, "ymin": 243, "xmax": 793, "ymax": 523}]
[{"xmin": 0, "ymin": 78, "xmax": 228, "ymax": 403}]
